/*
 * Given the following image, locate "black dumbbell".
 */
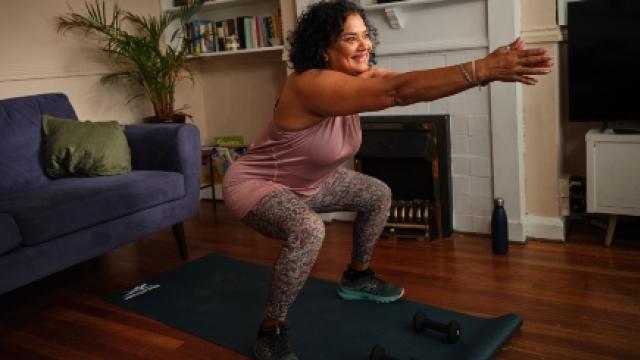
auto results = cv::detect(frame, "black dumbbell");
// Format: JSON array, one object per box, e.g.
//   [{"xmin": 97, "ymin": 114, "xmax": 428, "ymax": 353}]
[
  {"xmin": 412, "ymin": 310, "xmax": 461, "ymax": 344},
  {"xmin": 369, "ymin": 345, "xmax": 399, "ymax": 360}
]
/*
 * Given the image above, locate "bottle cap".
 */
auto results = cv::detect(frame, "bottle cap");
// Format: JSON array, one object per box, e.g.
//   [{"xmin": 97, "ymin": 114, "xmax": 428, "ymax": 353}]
[{"xmin": 494, "ymin": 197, "xmax": 504, "ymax": 207}]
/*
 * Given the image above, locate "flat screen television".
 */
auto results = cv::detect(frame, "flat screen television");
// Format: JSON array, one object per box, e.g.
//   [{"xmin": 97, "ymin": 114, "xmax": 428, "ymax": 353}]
[{"xmin": 568, "ymin": 0, "xmax": 640, "ymax": 130}]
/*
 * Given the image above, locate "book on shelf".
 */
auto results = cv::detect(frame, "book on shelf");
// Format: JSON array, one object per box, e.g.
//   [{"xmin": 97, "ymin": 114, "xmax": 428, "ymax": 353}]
[
  {"xmin": 184, "ymin": 19, "xmax": 216, "ymax": 55},
  {"xmin": 261, "ymin": 17, "xmax": 270, "ymax": 47},
  {"xmin": 254, "ymin": 16, "xmax": 263, "ymax": 47},
  {"xmin": 236, "ymin": 16, "xmax": 247, "ymax": 49},
  {"xmin": 275, "ymin": 7, "xmax": 283, "ymax": 39},
  {"xmin": 215, "ymin": 21, "xmax": 226, "ymax": 51},
  {"xmin": 207, "ymin": 22, "xmax": 216, "ymax": 52},
  {"xmin": 183, "ymin": 11, "xmax": 284, "ymax": 55},
  {"xmin": 242, "ymin": 17, "xmax": 253, "ymax": 49}
]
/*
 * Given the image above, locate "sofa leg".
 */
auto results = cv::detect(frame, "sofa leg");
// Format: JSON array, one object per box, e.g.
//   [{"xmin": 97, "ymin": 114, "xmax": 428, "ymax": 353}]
[{"xmin": 172, "ymin": 223, "xmax": 189, "ymax": 260}]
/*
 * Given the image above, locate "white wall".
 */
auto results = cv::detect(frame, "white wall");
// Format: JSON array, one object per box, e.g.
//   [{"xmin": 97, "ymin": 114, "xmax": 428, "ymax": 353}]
[
  {"xmin": 0, "ymin": 0, "xmax": 164, "ymax": 124},
  {"xmin": 196, "ymin": 53, "xmax": 287, "ymax": 145}
]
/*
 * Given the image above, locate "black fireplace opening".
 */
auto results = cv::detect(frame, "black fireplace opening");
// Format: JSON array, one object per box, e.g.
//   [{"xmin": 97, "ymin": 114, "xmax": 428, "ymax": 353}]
[
  {"xmin": 359, "ymin": 157, "xmax": 433, "ymax": 201},
  {"xmin": 356, "ymin": 115, "xmax": 452, "ymax": 239}
]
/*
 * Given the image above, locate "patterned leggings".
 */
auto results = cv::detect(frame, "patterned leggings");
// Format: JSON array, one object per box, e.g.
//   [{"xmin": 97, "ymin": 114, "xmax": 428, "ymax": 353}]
[{"xmin": 242, "ymin": 168, "xmax": 392, "ymax": 321}]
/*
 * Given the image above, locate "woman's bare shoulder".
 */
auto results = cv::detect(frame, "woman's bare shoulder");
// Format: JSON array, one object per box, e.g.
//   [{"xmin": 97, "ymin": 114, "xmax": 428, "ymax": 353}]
[
  {"xmin": 280, "ymin": 68, "xmax": 394, "ymax": 119},
  {"xmin": 274, "ymin": 72, "xmax": 326, "ymax": 130}
]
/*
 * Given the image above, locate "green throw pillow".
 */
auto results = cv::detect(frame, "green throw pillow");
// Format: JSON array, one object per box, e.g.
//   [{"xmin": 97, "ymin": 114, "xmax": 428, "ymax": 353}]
[{"xmin": 42, "ymin": 114, "xmax": 132, "ymax": 177}]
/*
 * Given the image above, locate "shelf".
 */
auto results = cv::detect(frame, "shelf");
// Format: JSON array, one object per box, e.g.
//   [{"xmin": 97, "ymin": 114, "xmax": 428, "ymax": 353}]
[
  {"xmin": 360, "ymin": 0, "xmax": 458, "ymax": 29},
  {"xmin": 165, "ymin": 0, "xmax": 270, "ymax": 13},
  {"xmin": 164, "ymin": 0, "xmax": 285, "ymax": 59},
  {"xmin": 360, "ymin": 0, "xmax": 451, "ymax": 11},
  {"xmin": 186, "ymin": 45, "xmax": 283, "ymax": 58}
]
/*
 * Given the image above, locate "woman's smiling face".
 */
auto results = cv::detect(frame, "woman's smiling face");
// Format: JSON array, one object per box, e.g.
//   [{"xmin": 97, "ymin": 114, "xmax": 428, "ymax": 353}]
[{"xmin": 325, "ymin": 14, "xmax": 372, "ymax": 76}]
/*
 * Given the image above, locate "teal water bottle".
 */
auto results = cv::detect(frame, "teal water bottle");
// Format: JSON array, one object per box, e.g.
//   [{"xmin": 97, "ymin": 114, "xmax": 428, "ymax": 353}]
[{"xmin": 491, "ymin": 197, "xmax": 508, "ymax": 254}]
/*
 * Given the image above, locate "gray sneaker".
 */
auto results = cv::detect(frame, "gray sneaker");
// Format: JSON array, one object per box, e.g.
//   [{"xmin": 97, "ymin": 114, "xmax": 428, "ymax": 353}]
[
  {"xmin": 337, "ymin": 267, "xmax": 404, "ymax": 303},
  {"xmin": 254, "ymin": 324, "xmax": 299, "ymax": 360}
]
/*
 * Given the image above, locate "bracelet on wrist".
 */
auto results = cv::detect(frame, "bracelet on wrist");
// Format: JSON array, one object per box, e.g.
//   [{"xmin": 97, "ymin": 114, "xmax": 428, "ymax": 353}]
[
  {"xmin": 459, "ymin": 64, "xmax": 473, "ymax": 85},
  {"xmin": 471, "ymin": 60, "xmax": 479, "ymax": 88},
  {"xmin": 460, "ymin": 61, "xmax": 485, "ymax": 89}
]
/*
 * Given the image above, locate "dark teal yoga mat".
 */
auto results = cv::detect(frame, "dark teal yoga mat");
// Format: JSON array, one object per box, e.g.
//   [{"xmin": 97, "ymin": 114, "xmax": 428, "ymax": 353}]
[{"xmin": 108, "ymin": 254, "xmax": 522, "ymax": 359}]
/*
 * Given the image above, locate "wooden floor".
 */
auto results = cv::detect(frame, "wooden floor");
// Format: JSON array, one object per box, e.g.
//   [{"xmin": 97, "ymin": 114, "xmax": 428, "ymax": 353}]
[{"xmin": 1, "ymin": 201, "xmax": 639, "ymax": 359}]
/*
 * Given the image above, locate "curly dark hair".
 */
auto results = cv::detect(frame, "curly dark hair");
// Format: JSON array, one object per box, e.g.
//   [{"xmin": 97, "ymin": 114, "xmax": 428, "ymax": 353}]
[{"xmin": 287, "ymin": 0, "xmax": 379, "ymax": 73}]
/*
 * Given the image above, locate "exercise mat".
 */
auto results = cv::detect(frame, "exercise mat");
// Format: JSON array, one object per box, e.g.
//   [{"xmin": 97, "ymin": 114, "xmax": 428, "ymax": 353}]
[{"xmin": 108, "ymin": 254, "xmax": 522, "ymax": 359}]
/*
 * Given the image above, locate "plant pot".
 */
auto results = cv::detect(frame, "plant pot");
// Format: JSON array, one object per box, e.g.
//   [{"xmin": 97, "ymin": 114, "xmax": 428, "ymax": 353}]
[{"xmin": 143, "ymin": 113, "xmax": 187, "ymax": 124}]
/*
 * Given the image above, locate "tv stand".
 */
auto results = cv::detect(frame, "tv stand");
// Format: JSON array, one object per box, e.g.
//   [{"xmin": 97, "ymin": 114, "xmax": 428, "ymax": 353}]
[
  {"xmin": 601, "ymin": 120, "xmax": 640, "ymax": 134},
  {"xmin": 586, "ymin": 129, "xmax": 640, "ymax": 246},
  {"xmin": 612, "ymin": 128, "xmax": 640, "ymax": 135}
]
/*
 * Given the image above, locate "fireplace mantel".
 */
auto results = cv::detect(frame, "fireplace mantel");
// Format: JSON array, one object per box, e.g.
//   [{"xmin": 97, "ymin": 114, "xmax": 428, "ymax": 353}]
[{"xmin": 359, "ymin": 0, "xmax": 472, "ymax": 29}]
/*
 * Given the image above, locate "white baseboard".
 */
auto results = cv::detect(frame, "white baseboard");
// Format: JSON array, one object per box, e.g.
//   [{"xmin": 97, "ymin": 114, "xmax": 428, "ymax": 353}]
[
  {"xmin": 319, "ymin": 213, "xmax": 565, "ymax": 242},
  {"xmin": 508, "ymin": 220, "xmax": 527, "ymax": 243},
  {"xmin": 525, "ymin": 215, "xmax": 566, "ymax": 241}
]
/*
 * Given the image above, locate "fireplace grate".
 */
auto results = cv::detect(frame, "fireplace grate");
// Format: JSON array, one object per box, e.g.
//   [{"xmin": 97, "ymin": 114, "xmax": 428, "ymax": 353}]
[{"xmin": 385, "ymin": 199, "xmax": 437, "ymax": 240}]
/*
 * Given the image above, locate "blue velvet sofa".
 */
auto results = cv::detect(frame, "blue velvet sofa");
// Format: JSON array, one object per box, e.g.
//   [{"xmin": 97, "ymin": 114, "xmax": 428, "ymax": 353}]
[{"xmin": 0, "ymin": 93, "xmax": 201, "ymax": 295}]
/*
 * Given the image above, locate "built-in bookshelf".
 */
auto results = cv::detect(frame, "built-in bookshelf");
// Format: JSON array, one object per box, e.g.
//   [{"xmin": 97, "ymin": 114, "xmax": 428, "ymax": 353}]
[
  {"xmin": 188, "ymin": 45, "xmax": 284, "ymax": 58},
  {"xmin": 161, "ymin": 0, "xmax": 286, "ymax": 58}
]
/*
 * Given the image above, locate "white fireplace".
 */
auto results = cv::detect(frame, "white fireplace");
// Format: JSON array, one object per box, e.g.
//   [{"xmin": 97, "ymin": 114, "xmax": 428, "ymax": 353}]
[
  {"xmin": 359, "ymin": 0, "xmax": 525, "ymax": 240},
  {"xmin": 296, "ymin": 0, "xmax": 527, "ymax": 241}
]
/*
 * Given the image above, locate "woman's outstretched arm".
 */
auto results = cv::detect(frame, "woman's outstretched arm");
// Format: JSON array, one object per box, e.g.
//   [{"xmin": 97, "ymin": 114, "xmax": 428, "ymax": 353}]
[{"xmin": 278, "ymin": 42, "xmax": 552, "ymax": 122}]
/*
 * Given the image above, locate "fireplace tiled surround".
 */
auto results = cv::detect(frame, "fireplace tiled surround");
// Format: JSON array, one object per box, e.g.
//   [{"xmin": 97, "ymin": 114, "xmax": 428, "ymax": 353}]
[
  {"xmin": 360, "ymin": 0, "xmax": 520, "ymax": 236},
  {"xmin": 363, "ymin": 49, "xmax": 492, "ymax": 234}
]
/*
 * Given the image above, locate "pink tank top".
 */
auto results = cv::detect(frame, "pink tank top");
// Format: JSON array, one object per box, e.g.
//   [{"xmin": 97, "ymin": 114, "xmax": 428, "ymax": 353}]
[{"xmin": 222, "ymin": 115, "xmax": 361, "ymax": 219}]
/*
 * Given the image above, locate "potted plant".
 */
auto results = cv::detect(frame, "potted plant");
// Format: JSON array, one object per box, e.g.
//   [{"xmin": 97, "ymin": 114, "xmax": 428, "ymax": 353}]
[{"xmin": 57, "ymin": 0, "xmax": 206, "ymax": 123}]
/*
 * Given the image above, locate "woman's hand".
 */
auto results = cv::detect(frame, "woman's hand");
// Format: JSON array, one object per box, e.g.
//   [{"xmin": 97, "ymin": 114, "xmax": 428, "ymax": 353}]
[{"xmin": 477, "ymin": 37, "xmax": 553, "ymax": 85}]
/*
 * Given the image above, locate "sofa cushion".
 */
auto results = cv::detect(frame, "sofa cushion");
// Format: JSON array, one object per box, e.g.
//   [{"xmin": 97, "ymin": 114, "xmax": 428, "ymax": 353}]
[
  {"xmin": 0, "ymin": 214, "xmax": 21, "ymax": 255},
  {"xmin": 0, "ymin": 93, "xmax": 78, "ymax": 195},
  {"xmin": 42, "ymin": 115, "xmax": 132, "ymax": 177},
  {"xmin": 0, "ymin": 171, "xmax": 185, "ymax": 246}
]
